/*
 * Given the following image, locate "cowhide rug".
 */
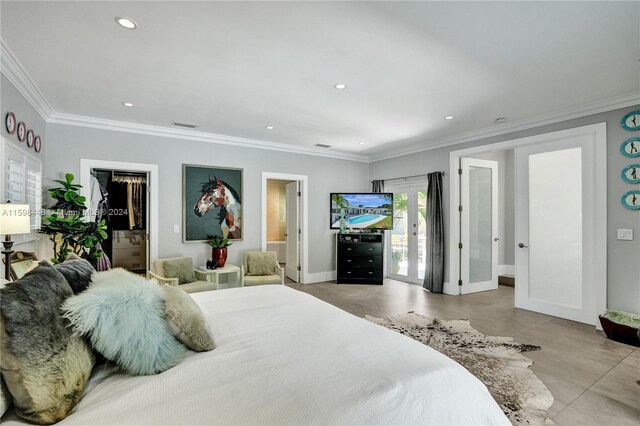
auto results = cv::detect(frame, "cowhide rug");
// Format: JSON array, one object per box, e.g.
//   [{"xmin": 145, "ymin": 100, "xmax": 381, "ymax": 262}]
[{"xmin": 366, "ymin": 313, "xmax": 554, "ymax": 426}]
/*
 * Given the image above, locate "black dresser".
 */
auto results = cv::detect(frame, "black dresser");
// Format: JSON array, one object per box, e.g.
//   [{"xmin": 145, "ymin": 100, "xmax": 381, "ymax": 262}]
[{"xmin": 336, "ymin": 233, "xmax": 384, "ymax": 284}]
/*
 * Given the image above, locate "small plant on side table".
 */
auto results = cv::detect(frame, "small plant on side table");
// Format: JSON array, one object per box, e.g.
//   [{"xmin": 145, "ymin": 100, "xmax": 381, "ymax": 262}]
[{"xmin": 206, "ymin": 235, "xmax": 232, "ymax": 268}]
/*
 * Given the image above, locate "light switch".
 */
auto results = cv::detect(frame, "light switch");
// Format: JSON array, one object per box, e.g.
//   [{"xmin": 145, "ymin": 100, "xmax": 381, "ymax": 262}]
[
  {"xmin": 617, "ymin": 229, "xmax": 633, "ymax": 241},
  {"xmin": 173, "ymin": 225, "xmax": 180, "ymax": 234}
]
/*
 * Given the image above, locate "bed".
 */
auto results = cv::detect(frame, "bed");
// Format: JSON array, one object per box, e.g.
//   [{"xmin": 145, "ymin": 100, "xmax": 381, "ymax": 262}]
[{"xmin": 2, "ymin": 285, "xmax": 509, "ymax": 425}]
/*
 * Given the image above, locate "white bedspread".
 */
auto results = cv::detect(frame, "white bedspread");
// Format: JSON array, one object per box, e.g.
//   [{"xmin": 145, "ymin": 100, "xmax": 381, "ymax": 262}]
[{"xmin": 4, "ymin": 285, "xmax": 509, "ymax": 425}]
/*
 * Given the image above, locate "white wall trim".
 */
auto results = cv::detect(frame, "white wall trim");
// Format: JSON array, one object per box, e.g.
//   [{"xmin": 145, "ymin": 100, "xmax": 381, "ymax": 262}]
[
  {"xmin": 370, "ymin": 91, "xmax": 639, "ymax": 162},
  {"xmin": 79, "ymin": 159, "xmax": 159, "ymax": 266},
  {"xmin": 261, "ymin": 172, "xmax": 309, "ymax": 284},
  {"xmin": 306, "ymin": 270, "xmax": 337, "ymax": 284},
  {"xmin": 49, "ymin": 113, "xmax": 369, "ymax": 163},
  {"xmin": 0, "ymin": 39, "xmax": 54, "ymax": 121},
  {"xmin": 498, "ymin": 264, "xmax": 515, "ymax": 276}
]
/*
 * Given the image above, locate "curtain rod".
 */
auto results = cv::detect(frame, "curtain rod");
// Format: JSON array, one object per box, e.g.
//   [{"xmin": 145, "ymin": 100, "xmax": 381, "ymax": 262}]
[{"xmin": 372, "ymin": 171, "xmax": 445, "ymax": 183}]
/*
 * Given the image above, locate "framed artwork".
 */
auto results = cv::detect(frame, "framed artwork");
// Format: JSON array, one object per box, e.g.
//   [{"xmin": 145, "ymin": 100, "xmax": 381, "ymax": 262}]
[
  {"xmin": 5, "ymin": 112, "xmax": 16, "ymax": 134},
  {"xmin": 182, "ymin": 164, "xmax": 243, "ymax": 242},
  {"xmin": 621, "ymin": 138, "xmax": 640, "ymax": 158},
  {"xmin": 621, "ymin": 190, "xmax": 640, "ymax": 210},
  {"xmin": 621, "ymin": 164, "xmax": 640, "ymax": 184},
  {"xmin": 621, "ymin": 111, "xmax": 640, "ymax": 131},
  {"xmin": 17, "ymin": 121, "xmax": 26, "ymax": 141},
  {"xmin": 34, "ymin": 135, "xmax": 42, "ymax": 153},
  {"xmin": 26, "ymin": 129, "xmax": 34, "ymax": 148}
]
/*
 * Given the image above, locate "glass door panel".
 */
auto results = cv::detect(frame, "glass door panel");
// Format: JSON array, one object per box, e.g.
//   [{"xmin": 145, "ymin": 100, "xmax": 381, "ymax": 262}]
[
  {"xmin": 388, "ymin": 187, "xmax": 426, "ymax": 284},
  {"xmin": 468, "ymin": 166, "xmax": 493, "ymax": 284},
  {"xmin": 391, "ymin": 192, "xmax": 408, "ymax": 277}
]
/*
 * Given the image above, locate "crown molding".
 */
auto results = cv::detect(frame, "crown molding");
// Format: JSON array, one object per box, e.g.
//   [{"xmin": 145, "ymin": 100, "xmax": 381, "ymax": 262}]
[
  {"xmin": 0, "ymin": 39, "xmax": 54, "ymax": 121},
  {"xmin": 369, "ymin": 91, "xmax": 640, "ymax": 162},
  {"xmin": 48, "ymin": 112, "xmax": 370, "ymax": 163}
]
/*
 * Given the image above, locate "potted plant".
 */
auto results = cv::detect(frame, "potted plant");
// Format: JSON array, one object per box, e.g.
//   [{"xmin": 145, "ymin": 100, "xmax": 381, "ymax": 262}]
[
  {"xmin": 40, "ymin": 173, "xmax": 108, "ymax": 265},
  {"xmin": 206, "ymin": 235, "xmax": 232, "ymax": 268}
]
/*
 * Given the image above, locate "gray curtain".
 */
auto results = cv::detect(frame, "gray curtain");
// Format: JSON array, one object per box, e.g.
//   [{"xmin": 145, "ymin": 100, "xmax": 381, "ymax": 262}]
[
  {"xmin": 372, "ymin": 180, "xmax": 385, "ymax": 193},
  {"xmin": 423, "ymin": 172, "xmax": 444, "ymax": 293}
]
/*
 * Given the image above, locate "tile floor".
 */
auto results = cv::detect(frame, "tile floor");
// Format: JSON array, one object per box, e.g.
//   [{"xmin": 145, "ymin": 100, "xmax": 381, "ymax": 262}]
[{"xmin": 288, "ymin": 280, "xmax": 640, "ymax": 425}]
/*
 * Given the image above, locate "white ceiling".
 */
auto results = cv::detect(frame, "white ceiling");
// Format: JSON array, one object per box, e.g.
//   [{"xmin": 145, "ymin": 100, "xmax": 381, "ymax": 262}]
[{"xmin": 1, "ymin": 1, "xmax": 638, "ymax": 157}]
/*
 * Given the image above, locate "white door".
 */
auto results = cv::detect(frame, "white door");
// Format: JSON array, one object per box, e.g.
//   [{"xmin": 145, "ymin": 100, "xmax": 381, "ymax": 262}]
[
  {"xmin": 460, "ymin": 158, "xmax": 499, "ymax": 294},
  {"xmin": 515, "ymin": 126, "xmax": 606, "ymax": 326},
  {"xmin": 285, "ymin": 181, "xmax": 300, "ymax": 282},
  {"xmin": 387, "ymin": 186, "xmax": 427, "ymax": 284}
]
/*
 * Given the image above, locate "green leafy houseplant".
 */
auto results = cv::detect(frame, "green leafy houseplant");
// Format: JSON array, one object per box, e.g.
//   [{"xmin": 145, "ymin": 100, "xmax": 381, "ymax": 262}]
[
  {"xmin": 39, "ymin": 173, "xmax": 108, "ymax": 264},
  {"xmin": 206, "ymin": 235, "xmax": 232, "ymax": 249}
]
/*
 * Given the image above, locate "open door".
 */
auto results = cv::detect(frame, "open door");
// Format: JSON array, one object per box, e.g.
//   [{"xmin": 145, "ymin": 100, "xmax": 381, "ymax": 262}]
[
  {"xmin": 514, "ymin": 125, "xmax": 606, "ymax": 326},
  {"xmin": 285, "ymin": 181, "xmax": 300, "ymax": 282},
  {"xmin": 460, "ymin": 158, "xmax": 499, "ymax": 294}
]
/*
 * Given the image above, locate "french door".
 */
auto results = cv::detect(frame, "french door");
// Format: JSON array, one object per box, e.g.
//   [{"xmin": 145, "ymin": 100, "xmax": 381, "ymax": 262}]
[
  {"xmin": 515, "ymin": 125, "xmax": 606, "ymax": 326},
  {"xmin": 387, "ymin": 185, "xmax": 427, "ymax": 284}
]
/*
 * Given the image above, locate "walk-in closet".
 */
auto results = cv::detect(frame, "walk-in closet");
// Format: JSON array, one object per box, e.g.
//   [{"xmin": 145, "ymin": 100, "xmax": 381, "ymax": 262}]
[{"xmin": 90, "ymin": 168, "xmax": 149, "ymax": 274}]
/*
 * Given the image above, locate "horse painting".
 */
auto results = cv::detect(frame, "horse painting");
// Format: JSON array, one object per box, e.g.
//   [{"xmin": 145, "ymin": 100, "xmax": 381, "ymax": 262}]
[{"xmin": 194, "ymin": 176, "xmax": 242, "ymax": 239}]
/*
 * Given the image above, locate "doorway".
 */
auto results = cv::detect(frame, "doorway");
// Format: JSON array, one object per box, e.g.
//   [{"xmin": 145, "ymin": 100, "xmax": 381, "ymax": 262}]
[
  {"xmin": 386, "ymin": 182, "xmax": 427, "ymax": 285},
  {"xmin": 448, "ymin": 123, "xmax": 607, "ymax": 327},
  {"xmin": 261, "ymin": 172, "xmax": 308, "ymax": 284},
  {"xmin": 80, "ymin": 159, "xmax": 158, "ymax": 270}
]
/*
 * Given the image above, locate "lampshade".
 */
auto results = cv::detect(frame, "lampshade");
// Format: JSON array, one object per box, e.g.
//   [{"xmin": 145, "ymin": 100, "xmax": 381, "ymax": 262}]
[{"xmin": 0, "ymin": 204, "xmax": 31, "ymax": 235}]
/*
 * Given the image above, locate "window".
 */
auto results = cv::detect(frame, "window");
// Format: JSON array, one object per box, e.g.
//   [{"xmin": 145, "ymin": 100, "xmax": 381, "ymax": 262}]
[{"xmin": 2, "ymin": 139, "xmax": 43, "ymax": 239}]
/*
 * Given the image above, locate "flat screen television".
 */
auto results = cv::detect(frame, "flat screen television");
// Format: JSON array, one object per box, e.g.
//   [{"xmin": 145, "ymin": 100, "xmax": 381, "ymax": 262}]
[{"xmin": 330, "ymin": 193, "xmax": 394, "ymax": 230}]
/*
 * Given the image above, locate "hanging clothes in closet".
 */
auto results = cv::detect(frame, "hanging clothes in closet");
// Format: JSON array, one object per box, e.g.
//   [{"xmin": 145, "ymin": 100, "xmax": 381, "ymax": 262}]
[{"xmin": 109, "ymin": 174, "xmax": 146, "ymax": 230}]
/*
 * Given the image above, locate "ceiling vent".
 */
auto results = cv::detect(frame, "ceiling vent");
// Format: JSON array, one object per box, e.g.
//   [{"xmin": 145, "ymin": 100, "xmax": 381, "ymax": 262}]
[
  {"xmin": 172, "ymin": 121, "xmax": 198, "ymax": 129},
  {"xmin": 315, "ymin": 144, "xmax": 332, "ymax": 148}
]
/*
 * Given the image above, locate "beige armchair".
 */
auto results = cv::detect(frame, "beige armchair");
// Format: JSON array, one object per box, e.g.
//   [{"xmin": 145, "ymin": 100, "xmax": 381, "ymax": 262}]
[
  {"xmin": 241, "ymin": 252, "xmax": 285, "ymax": 286},
  {"xmin": 148, "ymin": 257, "xmax": 215, "ymax": 293}
]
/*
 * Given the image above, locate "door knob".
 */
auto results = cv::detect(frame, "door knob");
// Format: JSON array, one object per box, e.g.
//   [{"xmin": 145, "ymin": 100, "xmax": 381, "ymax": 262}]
[
  {"xmin": 518, "ymin": 243, "xmax": 528, "ymax": 248},
  {"xmin": 494, "ymin": 237, "xmax": 500, "ymax": 241},
  {"xmin": 412, "ymin": 232, "xmax": 417, "ymax": 236}
]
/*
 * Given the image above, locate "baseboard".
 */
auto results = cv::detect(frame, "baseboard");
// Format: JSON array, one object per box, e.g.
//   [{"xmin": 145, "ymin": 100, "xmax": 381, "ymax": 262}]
[
  {"xmin": 498, "ymin": 264, "xmax": 515, "ymax": 276},
  {"xmin": 443, "ymin": 281, "xmax": 460, "ymax": 295},
  {"xmin": 303, "ymin": 270, "xmax": 337, "ymax": 284}
]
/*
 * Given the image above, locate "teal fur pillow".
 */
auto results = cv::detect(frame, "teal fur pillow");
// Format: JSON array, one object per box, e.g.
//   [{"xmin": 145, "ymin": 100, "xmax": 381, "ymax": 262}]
[
  {"xmin": 62, "ymin": 268, "xmax": 186, "ymax": 375},
  {"xmin": 163, "ymin": 258, "xmax": 196, "ymax": 284}
]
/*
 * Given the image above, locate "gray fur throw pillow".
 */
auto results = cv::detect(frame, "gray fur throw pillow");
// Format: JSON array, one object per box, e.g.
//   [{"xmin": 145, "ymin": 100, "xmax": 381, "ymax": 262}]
[
  {"xmin": 0, "ymin": 262, "xmax": 95, "ymax": 424},
  {"xmin": 54, "ymin": 255, "xmax": 95, "ymax": 294},
  {"xmin": 162, "ymin": 285, "xmax": 215, "ymax": 352}
]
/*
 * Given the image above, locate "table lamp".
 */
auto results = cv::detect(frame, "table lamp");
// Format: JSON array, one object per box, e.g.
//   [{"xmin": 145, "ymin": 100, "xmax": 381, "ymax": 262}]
[{"xmin": 0, "ymin": 203, "xmax": 31, "ymax": 280}]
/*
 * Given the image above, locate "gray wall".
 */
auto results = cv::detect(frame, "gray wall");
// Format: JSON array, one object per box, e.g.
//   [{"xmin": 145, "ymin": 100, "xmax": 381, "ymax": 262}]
[
  {"xmin": 371, "ymin": 106, "xmax": 640, "ymax": 314},
  {"xmin": 44, "ymin": 123, "xmax": 369, "ymax": 277},
  {"xmin": 1, "ymin": 74, "xmax": 47, "ymax": 256}
]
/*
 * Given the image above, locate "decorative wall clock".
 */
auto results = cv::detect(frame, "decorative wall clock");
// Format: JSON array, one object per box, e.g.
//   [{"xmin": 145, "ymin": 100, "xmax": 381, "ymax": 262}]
[
  {"xmin": 621, "ymin": 111, "xmax": 640, "ymax": 131},
  {"xmin": 621, "ymin": 190, "xmax": 640, "ymax": 210},
  {"xmin": 17, "ymin": 121, "xmax": 26, "ymax": 141},
  {"xmin": 26, "ymin": 129, "xmax": 34, "ymax": 148},
  {"xmin": 34, "ymin": 135, "xmax": 42, "ymax": 153},
  {"xmin": 621, "ymin": 137, "xmax": 640, "ymax": 158},
  {"xmin": 5, "ymin": 112, "xmax": 16, "ymax": 134},
  {"xmin": 621, "ymin": 164, "xmax": 640, "ymax": 184}
]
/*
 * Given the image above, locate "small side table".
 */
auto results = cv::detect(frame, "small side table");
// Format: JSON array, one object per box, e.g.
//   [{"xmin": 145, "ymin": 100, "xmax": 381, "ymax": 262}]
[{"xmin": 197, "ymin": 264, "xmax": 242, "ymax": 290}]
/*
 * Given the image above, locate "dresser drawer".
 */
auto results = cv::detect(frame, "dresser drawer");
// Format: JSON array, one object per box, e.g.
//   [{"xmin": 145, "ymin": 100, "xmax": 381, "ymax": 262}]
[
  {"xmin": 338, "ymin": 256, "xmax": 380, "ymax": 267},
  {"xmin": 112, "ymin": 258, "xmax": 146, "ymax": 271},
  {"xmin": 112, "ymin": 247, "xmax": 146, "ymax": 262},
  {"xmin": 338, "ymin": 268, "xmax": 382, "ymax": 280},
  {"xmin": 112, "ymin": 230, "xmax": 146, "ymax": 249},
  {"xmin": 340, "ymin": 243, "xmax": 382, "ymax": 256}
]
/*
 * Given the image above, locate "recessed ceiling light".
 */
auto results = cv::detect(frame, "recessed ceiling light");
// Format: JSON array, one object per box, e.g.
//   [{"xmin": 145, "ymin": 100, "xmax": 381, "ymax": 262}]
[
  {"xmin": 495, "ymin": 117, "xmax": 507, "ymax": 124},
  {"xmin": 122, "ymin": 102, "xmax": 134, "ymax": 107},
  {"xmin": 445, "ymin": 116, "xmax": 454, "ymax": 120},
  {"xmin": 116, "ymin": 17, "xmax": 137, "ymax": 29},
  {"xmin": 265, "ymin": 126, "xmax": 274, "ymax": 130},
  {"xmin": 334, "ymin": 84, "xmax": 347, "ymax": 90},
  {"xmin": 359, "ymin": 142, "xmax": 366, "ymax": 145}
]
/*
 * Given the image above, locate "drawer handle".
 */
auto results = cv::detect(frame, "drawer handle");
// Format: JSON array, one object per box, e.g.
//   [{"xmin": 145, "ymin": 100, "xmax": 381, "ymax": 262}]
[
  {"xmin": 368, "ymin": 248, "xmax": 373, "ymax": 251},
  {"xmin": 347, "ymin": 271, "xmax": 352, "ymax": 274},
  {"xmin": 347, "ymin": 259, "xmax": 352, "ymax": 263},
  {"xmin": 368, "ymin": 271, "xmax": 373, "ymax": 274},
  {"xmin": 347, "ymin": 248, "xmax": 352, "ymax": 251},
  {"xmin": 368, "ymin": 260, "xmax": 373, "ymax": 263},
  {"xmin": 132, "ymin": 252, "xmax": 140, "ymax": 257}
]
